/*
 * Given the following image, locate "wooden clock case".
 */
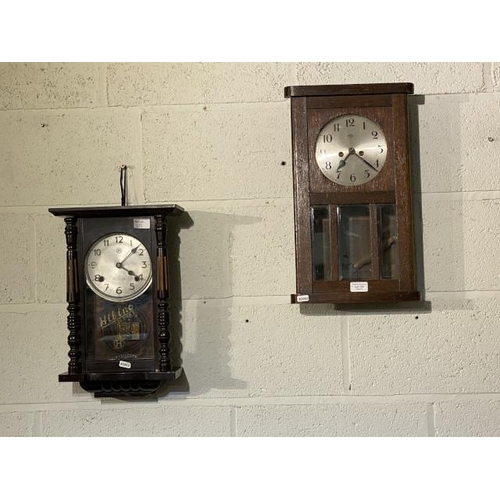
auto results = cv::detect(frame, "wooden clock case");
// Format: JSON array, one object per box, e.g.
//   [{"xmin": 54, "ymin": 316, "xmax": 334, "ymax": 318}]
[
  {"xmin": 285, "ymin": 83, "xmax": 420, "ymax": 305},
  {"xmin": 49, "ymin": 204, "xmax": 184, "ymax": 398}
]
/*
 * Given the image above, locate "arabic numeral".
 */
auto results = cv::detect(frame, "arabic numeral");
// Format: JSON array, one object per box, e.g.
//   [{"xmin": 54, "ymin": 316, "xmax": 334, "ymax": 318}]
[
  {"xmin": 324, "ymin": 161, "xmax": 332, "ymax": 170},
  {"xmin": 116, "ymin": 287, "xmax": 123, "ymax": 295},
  {"xmin": 372, "ymin": 131, "xmax": 379, "ymax": 139},
  {"xmin": 323, "ymin": 134, "xmax": 333, "ymax": 143},
  {"xmin": 350, "ymin": 174, "xmax": 357, "ymax": 183},
  {"xmin": 346, "ymin": 118, "xmax": 355, "ymax": 127},
  {"xmin": 115, "ymin": 235, "xmax": 123, "ymax": 244}
]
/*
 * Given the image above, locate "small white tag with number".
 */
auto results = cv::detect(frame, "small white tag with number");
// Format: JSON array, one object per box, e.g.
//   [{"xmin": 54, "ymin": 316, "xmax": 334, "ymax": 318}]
[
  {"xmin": 296, "ymin": 294, "xmax": 310, "ymax": 303},
  {"xmin": 350, "ymin": 282, "xmax": 368, "ymax": 293},
  {"xmin": 119, "ymin": 360, "xmax": 132, "ymax": 369}
]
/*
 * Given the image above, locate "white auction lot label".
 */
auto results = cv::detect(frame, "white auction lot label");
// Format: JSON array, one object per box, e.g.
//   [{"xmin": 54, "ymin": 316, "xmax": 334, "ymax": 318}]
[
  {"xmin": 350, "ymin": 282, "xmax": 369, "ymax": 293},
  {"xmin": 296, "ymin": 294, "xmax": 310, "ymax": 303}
]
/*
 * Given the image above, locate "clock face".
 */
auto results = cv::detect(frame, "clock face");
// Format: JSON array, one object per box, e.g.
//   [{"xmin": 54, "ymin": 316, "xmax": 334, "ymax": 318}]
[
  {"xmin": 85, "ymin": 233, "xmax": 152, "ymax": 302},
  {"xmin": 315, "ymin": 114, "xmax": 388, "ymax": 186}
]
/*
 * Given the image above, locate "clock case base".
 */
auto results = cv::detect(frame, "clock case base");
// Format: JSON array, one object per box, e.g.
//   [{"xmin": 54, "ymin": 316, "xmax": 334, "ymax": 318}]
[
  {"xmin": 291, "ymin": 291, "xmax": 420, "ymax": 305},
  {"xmin": 59, "ymin": 368, "xmax": 183, "ymax": 398}
]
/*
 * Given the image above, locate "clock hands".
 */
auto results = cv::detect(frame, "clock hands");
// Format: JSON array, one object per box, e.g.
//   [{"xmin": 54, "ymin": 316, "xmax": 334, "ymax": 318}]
[
  {"xmin": 115, "ymin": 243, "xmax": 144, "ymax": 280},
  {"xmin": 337, "ymin": 147, "xmax": 377, "ymax": 172}
]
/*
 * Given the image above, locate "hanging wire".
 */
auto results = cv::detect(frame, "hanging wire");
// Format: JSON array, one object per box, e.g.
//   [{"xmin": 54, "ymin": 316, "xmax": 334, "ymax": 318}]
[{"xmin": 120, "ymin": 165, "xmax": 127, "ymax": 206}]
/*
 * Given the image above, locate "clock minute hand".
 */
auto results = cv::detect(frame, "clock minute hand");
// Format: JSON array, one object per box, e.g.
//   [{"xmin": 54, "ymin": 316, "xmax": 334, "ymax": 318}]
[
  {"xmin": 354, "ymin": 152, "xmax": 378, "ymax": 172},
  {"xmin": 117, "ymin": 244, "xmax": 141, "ymax": 266}
]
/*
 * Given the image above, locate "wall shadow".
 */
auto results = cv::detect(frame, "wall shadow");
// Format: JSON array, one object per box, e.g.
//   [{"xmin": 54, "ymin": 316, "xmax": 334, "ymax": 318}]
[
  {"xmin": 409, "ymin": 94, "xmax": 466, "ymax": 301},
  {"xmin": 409, "ymin": 95, "xmax": 427, "ymax": 303},
  {"xmin": 158, "ymin": 210, "xmax": 262, "ymax": 397}
]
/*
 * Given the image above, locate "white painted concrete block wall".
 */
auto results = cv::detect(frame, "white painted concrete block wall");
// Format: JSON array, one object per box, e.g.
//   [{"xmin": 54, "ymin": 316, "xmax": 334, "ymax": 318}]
[{"xmin": 1, "ymin": 62, "xmax": 500, "ymax": 436}]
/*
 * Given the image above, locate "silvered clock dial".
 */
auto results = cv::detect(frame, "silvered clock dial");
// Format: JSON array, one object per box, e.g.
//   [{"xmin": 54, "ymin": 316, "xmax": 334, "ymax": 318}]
[
  {"xmin": 85, "ymin": 232, "xmax": 152, "ymax": 302},
  {"xmin": 315, "ymin": 114, "xmax": 387, "ymax": 186}
]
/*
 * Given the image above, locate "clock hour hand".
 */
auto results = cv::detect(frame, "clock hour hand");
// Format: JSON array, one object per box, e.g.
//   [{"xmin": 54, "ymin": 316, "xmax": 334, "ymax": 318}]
[
  {"xmin": 337, "ymin": 147, "xmax": 356, "ymax": 170},
  {"xmin": 116, "ymin": 263, "xmax": 142, "ymax": 281}
]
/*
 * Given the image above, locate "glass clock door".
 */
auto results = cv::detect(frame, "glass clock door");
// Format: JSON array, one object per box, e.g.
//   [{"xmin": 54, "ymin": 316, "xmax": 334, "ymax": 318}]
[{"xmin": 311, "ymin": 203, "xmax": 399, "ymax": 283}]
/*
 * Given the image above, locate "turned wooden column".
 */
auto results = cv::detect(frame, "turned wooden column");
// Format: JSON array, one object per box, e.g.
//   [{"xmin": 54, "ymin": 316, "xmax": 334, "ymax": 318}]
[
  {"xmin": 155, "ymin": 214, "xmax": 171, "ymax": 371},
  {"xmin": 64, "ymin": 217, "xmax": 82, "ymax": 374}
]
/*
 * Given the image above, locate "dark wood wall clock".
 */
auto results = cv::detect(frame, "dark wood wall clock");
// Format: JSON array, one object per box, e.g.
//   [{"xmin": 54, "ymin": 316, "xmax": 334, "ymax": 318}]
[
  {"xmin": 49, "ymin": 204, "xmax": 184, "ymax": 397},
  {"xmin": 285, "ymin": 83, "xmax": 420, "ymax": 304}
]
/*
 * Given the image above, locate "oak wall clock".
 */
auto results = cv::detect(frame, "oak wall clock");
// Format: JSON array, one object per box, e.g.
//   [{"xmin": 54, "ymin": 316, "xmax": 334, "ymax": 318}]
[
  {"xmin": 49, "ymin": 204, "xmax": 184, "ymax": 397},
  {"xmin": 285, "ymin": 83, "xmax": 420, "ymax": 304}
]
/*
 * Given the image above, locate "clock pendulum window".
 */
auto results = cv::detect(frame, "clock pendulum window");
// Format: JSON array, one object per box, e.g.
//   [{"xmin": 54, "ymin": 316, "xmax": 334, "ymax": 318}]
[
  {"xmin": 49, "ymin": 200, "xmax": 185, "ymax": 398},
  {"xmin": 285, "ymin": 83, "xmax": 421, "ymax": 304}
]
